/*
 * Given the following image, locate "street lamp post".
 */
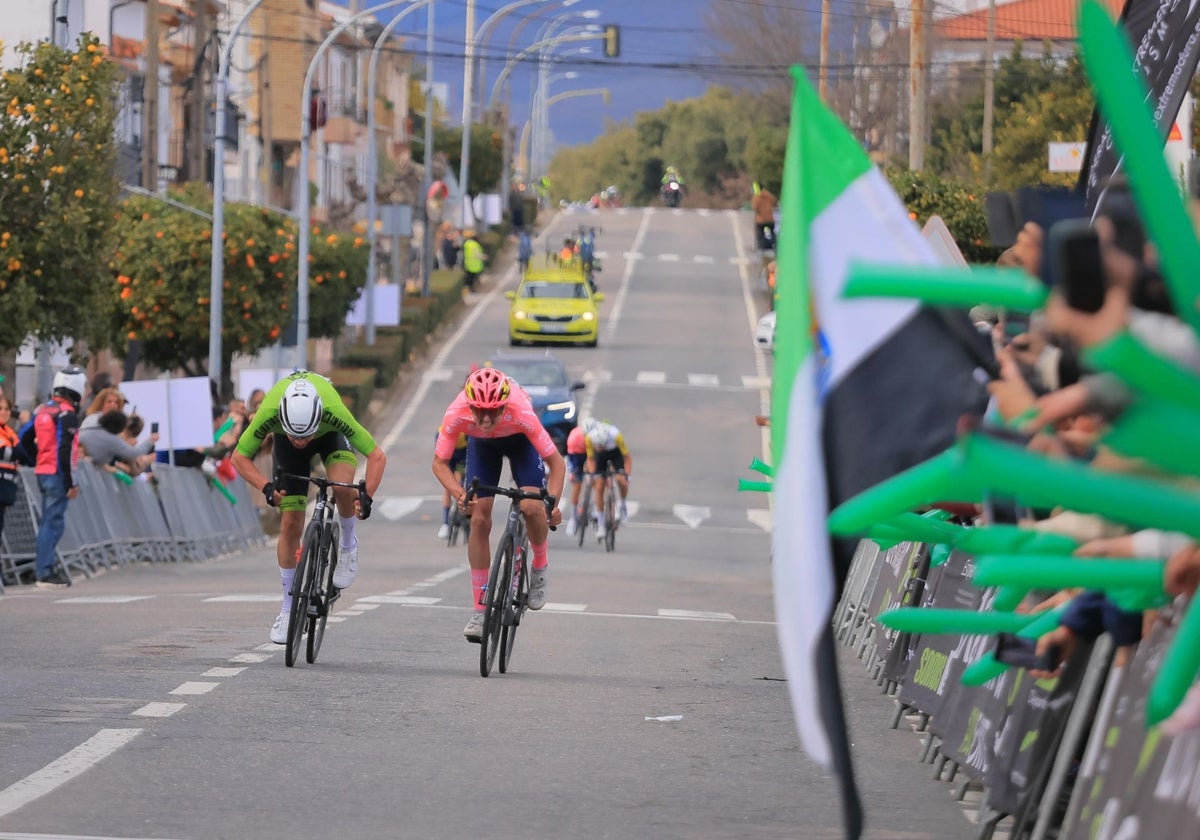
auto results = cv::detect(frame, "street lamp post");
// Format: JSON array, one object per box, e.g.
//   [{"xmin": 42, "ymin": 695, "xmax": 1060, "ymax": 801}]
[
  {"xmin": 531, "ymin": 26, "xmax": 597, "ymax": 177},
  {"xmin": 296, "ymin": 0, "xmax": 415, "ymax": 370},
  {"xmin": 518, "ymin": 87, "xmax": 606, "ymax": 177},
  {"xmin": 364, "ymin": 0, "xmax": 437, "ymax": 345},
  {"xmin": 209, "ymin": 0, "xmax": 265, "ymax": 398}
]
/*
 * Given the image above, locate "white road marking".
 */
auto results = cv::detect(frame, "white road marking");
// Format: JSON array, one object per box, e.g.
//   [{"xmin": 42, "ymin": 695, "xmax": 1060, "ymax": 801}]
[
  {"xmin": 54, "ymin": 596, "xmax": 155, "ymax": 604},
  {"xmin": 325, "ymin": 616, "xmax": 347, "ymax": 623},
  {"xmin": 426, "ymin": 367, "xmax": 453, "ymax": 381},
  {"xmin": 202, "ymin": 667, "xmax": 246, "ymax": 678},
  {"xmin": 582, "ymin": 368, "xmax": 613, "ymax": 383},
  {"xmin": 658, "ymin": 253, "xmax": 680, "ymax": 262},
  {"xmin": 646, "ymin": 715, "xmax": 684, "ymax": 722},
  {"xmin": 620, "ymin": 522, "xmax": 766, "ymax": 535},
  {"xmin": 692, "ymin": 255, "xmax": 714, "ymax": 264},
  {"xmin": 388, "ymin": 600, "xmax": 775, "ymax": 626},
  {"xmin": 658, "ymin": 609, "xmax": 736, "ymax": 621},
  {"xmin": 230, "ymin": 652, "xmax": 273, "ymax": 663},
  {"xmin": 594, "ymin": 250, "xmax": 608, "ymax": 259},
  {"xmin": 254, "ymin": 643, "xmax": 279, "ymax": 651},
  {"xmin": 742, "ymin": 375, "xmax": 771, "ymax": 389},
  {"xmin": 636, "ymin": 370, "xmax": 667, "ymax": 384},
  {"xmin": 747, "ymin": 509, "xmax": 774, "ymax": 532},
  {"xmin": 350, "ymin": 602, "xmax": 381, "ymax": 610},
  {"xmin": 606, "ymin": 210, "xmax": 652, "ymax": 338},
  {"xmin": 728, "ymin": 256, "xmax": 753, "ymax": 265},
  {"xmin": 132, "ymin": 702, "xmax": 186, "ymax": 718},
  {"xmin": 170, "ymin": 682, "xmax": 219, "ymax": 696},
  {"xmin": 687, "ymin": 373, "xmax": 720, "ymax": 387},
  {"xmin": 624, "ymin": 500, "xmax": 640, "ymax": 518},
  {"xmin": 621, "ymin": 251, "xmax": 643, "ymax": 260},
  {"xmin": 0, "ymin": 833, "xmax": 184, "ymax": 839},
  {"xmin": 377, "ymin": 496, "xmax": 424, "ymax": 520},
  {"xmin": 542, "ymin": 603, "xmax": 588, "ymax": 612},
  {"xmin": 673, "ymin": 504, "xmax": 711, "ymax": 528},
  {"xmin": 357, "ymin": 595, "xmax": 442, "ymax": 605},
  {"xmin": 203, "ymin": 594, "xmax": 279, "ymax": 603},
  {"xmin": 0, "ymin": 729, "xmax": 143, "ymax": 819}
]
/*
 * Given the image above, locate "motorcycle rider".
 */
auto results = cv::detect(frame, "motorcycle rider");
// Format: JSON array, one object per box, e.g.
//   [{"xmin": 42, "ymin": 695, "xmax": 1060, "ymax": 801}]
[{"xmin": 661, "ymin": 165, "xmax": 685, "ymax": 206}]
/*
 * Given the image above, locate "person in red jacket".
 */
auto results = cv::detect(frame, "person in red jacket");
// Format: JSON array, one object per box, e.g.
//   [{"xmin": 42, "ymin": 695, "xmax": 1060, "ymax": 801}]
[
  {"xmin": 0, "ymin": 391, "xmax": 20, "ymax": 548},
  {"xmin": 32, "ymin": 365, "xmax": 85, "ymax": 589}
]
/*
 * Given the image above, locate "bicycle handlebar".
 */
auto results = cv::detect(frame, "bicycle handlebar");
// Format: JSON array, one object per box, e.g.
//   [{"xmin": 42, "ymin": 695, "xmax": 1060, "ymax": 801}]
[
  {"xmin": 464, "ymin": 478, "xmax": 558, "ymax": 530},
  {"xmin": 274, "ymin": 468, "xmax": 367, "ymax": 495}
]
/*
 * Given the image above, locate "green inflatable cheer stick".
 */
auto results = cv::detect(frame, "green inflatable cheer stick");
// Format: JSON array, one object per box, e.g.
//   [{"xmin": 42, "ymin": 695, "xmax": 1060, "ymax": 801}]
[
  {"xmin": 1109, "ymin": 588, "xmax": 1170, "ymax": 613},
  {"xmin": 1102, "ymin": 398, "xmax": 1200, "ymax": 478},
  {"xmin": 828, "ymin": 448, "xmax": 974, "ymax": 536},
  {"xmin": 955, "ymin": 525, "xmax": 1078, "ymax": 556},
  {"xmin": 930, "ymin": 544, "xmax": 953, "ymax": 567},
  {"xmin": 737, "ymin": 479, "xmax": 772, "ymax": 493},
  {"xmin": 843, "ymin": 264, "xmax": 1048, "ymax": 312},
  {"xmin": 993, "ymin": 586, "xmax": 1028, "ymax": 613},
  {"xmin": 1085, "ymin": 333, "xmax": 1200, "ymax": 417},
  {"xmin": 882, "ymin": 511, "xmax": 964, "ymax": 545},
  {"xmin": 748, "ymin": 458, "xmax": 774, "ymax": 478},
  {"xmin": 972, "ymin": 556, "xmax": 1166, "ymax": 593},
  {"xmin": 878, "ymin": 608, "xmax": 1035, "ymax": 636},
  {"xmin": 1147, "ymin": 596, "xmax": 1200, "ymax": 725},
  {"xmin": 960, "ymin": 604, "xmax": 1069, "ymax": 686},
  {"xmin": 1079, "ymin": 0, "xmax": 1200, "ymax": 337},
  {"xmin": 210, "ymin": 478, "xmax": 238, "ymax": 505},
  {"xmin": 960, "ymin": 432, "xmax": 1200, "ymax": 541},
  {"xmin": 112, "ymin": 470, "xmax": 134, "ymax": 486}
]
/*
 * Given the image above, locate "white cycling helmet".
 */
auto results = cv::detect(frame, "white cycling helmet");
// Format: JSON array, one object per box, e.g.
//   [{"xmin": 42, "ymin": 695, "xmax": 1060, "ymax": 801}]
[
  {"xmin": 279, "ymin": 379, "xmax": 323, "ymax": 438},
  {"xmin": 52, "ymin": 365, "xmax": 87, "ymax": 406},
  {"xmin": 585, "ymin": 419, "xmax": 613, "ymax": 448}
]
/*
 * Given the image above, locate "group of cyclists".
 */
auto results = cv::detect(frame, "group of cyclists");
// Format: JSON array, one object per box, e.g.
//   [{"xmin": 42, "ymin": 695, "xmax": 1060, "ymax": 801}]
[{"xmin": 231, "ymin": 366, "xmax": 630, "ymax": 648}]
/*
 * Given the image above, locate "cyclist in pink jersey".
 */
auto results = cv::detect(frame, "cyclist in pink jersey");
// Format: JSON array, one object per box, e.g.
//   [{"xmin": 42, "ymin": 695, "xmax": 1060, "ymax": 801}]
[
  {"xmin": 433, "ymin": 367, "xmax": 565, "ymax": 642},
  {"xmin": 563, "ymin": 425, "xmax": 587, "ymax": 535}
]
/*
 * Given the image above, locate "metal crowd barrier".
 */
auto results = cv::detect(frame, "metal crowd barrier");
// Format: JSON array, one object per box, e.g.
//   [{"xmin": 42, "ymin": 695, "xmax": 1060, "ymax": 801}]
[
  {"xmin": 0, "ymin": 461, "xmax": 266, "ymax": 586},
  {"xmin": 834, "ymin": 537, "xmax": 1199, "ymax": 839}
]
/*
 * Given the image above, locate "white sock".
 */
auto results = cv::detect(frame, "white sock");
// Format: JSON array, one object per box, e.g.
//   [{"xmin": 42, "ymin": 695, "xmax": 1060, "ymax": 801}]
[
  {"xmin": 281, "ymin": 567, "xmax": 296, "ymax": 612},
  {"xmin": 339, "ymin": 515, "xmax": 357, "ymax": 548}
]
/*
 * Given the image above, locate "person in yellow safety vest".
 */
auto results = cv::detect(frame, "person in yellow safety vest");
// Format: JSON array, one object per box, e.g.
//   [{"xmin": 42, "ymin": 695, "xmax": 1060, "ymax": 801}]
[{"xmin": 461, "ymin": 229, "xmax": 486, "ymax": 292}]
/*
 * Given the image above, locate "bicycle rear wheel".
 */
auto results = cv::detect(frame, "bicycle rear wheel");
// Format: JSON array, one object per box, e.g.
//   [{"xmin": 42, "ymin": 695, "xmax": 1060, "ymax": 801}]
[
  {"xmin": 286, "ymin": 521, "xmax": 320, "ymax": 667},
  {"xmin": 307, "ymin": 521, "xmax": 339, "ymax": 664},
  {"xmin": 576, "ymin": 482, "xmax": 591, "ymax": 547},
  {"xmin": 499, "ymin": 543, "xmax": 529, "ymax": 674},
  {"xmin": 604, "ymin": 479, "xmax": 617, "ymax": 553},
  {"xmin": 479, "ymin": 534, "xmax": 511, "ymax": 677}
]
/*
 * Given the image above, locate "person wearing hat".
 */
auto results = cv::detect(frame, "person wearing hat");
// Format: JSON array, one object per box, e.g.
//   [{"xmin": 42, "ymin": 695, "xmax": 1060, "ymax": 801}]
[
  {"xmin": 32, "ymin": 365, "xmax": 86, "ymax": 588},
  {"xmin": 461, "ymin": 228, "xmax": 485, "ymax": 293}
]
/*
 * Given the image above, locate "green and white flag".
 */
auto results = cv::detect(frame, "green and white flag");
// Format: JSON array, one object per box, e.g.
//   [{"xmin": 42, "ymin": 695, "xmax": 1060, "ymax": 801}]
[{"xmin": 771, "ymin": 68, "xmax": 990, "ymax": 839}]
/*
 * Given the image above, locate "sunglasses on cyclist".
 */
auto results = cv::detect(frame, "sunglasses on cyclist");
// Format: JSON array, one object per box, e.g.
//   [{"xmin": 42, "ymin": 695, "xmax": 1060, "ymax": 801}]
[{"xmin": 471, "ymin": 407, "xmax": 504, "ymax": 421}]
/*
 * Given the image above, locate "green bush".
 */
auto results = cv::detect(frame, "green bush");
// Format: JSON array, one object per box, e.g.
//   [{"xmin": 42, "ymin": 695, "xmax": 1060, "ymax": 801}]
[
  {"xmin": 329, "ymin": 367, "xmax": 376, "ymax": 414},
  {"xmin": 339, "ymin": 334, "xmax": 405, "ymax": 387},
  {"xmin": 883, "ymin": 168, "xmax": 1003, "ymax": 265}
]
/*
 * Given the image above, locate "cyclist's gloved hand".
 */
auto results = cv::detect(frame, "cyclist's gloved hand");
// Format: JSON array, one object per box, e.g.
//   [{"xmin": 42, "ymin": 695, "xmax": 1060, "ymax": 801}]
[
  {"xmin": 262, "ymin": 481, "xmax": 278, "ymax": 507},
  {"xmin": 358, "ymin": 490, "xmax": 373, "ymax": 520}
]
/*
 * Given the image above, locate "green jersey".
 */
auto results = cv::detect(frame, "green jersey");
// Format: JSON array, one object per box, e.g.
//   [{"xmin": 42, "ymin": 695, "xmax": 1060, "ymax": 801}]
[{"xmin": 235, "ymin": 371, "xmax": 377, "ymax": 459}]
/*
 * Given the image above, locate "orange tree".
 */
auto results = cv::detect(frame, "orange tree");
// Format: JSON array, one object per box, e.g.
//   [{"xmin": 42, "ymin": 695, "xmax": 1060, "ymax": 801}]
[
  {"xmin": 109, "ymin": 192, "xmax": 369, "ymax": 382},
  {"xmin": 0, "ymin": 34, "xmax": 122, "ymax": 354}
]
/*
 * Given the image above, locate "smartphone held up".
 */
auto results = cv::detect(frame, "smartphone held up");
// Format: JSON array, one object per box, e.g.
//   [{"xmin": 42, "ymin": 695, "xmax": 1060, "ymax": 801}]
[{"xmin": 1041, "ymin": 219, "xmax": 1106, "ymax": 314}]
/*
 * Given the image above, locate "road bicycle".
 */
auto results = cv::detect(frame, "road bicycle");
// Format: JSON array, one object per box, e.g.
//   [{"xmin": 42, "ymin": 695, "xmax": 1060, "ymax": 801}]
[
  {"xmin": 595, "ymin": 464, "xmax": 625, "ymax": 554},
  {"xmin": 276, "ymin": 469, "xmax": 368, "ymax": 668},
  {"xmin": 574, "ymin": 475, "xmax": 594, "ymax": 547},
  {"xmin": 465, "ymin": 478, "xmax": 556, "ymax": 677},
  {"xmin": 446, "ymin": 492, "xmax": 471, "ymax": 547}
]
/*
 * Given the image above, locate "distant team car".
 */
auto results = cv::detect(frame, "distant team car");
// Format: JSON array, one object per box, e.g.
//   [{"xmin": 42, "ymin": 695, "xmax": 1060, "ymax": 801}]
[
  {"xmin": 755, "ymin": 310, "xmax": 776, "ymax": 352},
  {"xmin": 505, "ymin": 266, "xmax": 605, "ymax": 347},
  {"xmin": 488, "ymin": 351, "xmax": 585, "ymax": 452}
]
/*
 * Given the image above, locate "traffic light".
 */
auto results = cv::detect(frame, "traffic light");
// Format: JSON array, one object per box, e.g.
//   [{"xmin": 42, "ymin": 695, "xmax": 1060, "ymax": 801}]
[{"xmin": 603, "ymin": 24, "xmax": 619, "ymax": 58}]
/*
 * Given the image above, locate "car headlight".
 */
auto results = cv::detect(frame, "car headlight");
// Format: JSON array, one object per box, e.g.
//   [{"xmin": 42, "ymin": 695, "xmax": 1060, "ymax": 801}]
[
  {"xmin": 581, "ymin": 311, "xmax": 595, "ymax": 321},
  {"xmin": 547, "ymin": 400, "xmax": 576, "ymax": 419},
  {"xmin": 513, "ymin": 309, "xmax": 527, "ymax": 320}
]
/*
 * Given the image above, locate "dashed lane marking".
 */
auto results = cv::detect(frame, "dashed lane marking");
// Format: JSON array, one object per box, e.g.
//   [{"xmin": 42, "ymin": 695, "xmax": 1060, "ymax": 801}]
[
  {"xmin": 687, "ymin": 373, "xmax": 720, "ymax": 387},
  {"xmin": 692, "ymin": 255, "xmax": 715, "ymax": 263},
  {"xmin": 170, "ymin": 682, "xmax": 219, "ymax": 696},
  {"xmin": 636, "ymin": 370, "xmax": 667, "ymax": 384},
  {"xmin": 747, "ymin": 509, "xmax": 773, "ymax": 533},
  {"xmin": 543, "ymin": 603, "xmax": 588, "ymax": 612},
  {"xmin": 673, "ymin": 504, "xmax": 711, "ymax": 528},
  {"xmin": 658, "ymin": 609, "xmax": 737, "ymax": 621},
  {"xmin": 131, "ymin": 702, "xmax": 186, "ymax": 718},
  {"xmin": 357, "ymin": 595, "xmax": 443, "ymax": 605},
  {"xmin": 742, "ymin": 375, "xmax": 771, "ymax": 389},
  {"xmin": 54, "ymin": 596, "xmax": 155, "ymax": 604},
  {"xmin": 202, "ymin": 667, "xmax": 246, "ymax": 678},
  {"xmin": 658, "ymin": 253, "xmax": 680, "ymax": 262},
  {"xmin": 229, "ymin": 652, "xmax": 273, "ymax": 664},
  {"xmin": 203, "ymin": 594, "xmax": 279, "ymax": 603},
  {"xmin": 0, "ymin": 728, "xmax": 144, "ymax": 820}
]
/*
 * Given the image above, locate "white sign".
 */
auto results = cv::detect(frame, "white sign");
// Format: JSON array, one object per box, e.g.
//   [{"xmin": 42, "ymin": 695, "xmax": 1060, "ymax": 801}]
[
  {"xmin": 920, "ymin": 215, "xmax": 968, "ymax": 268},
  {"xmin": 1048, "ymin": 141, "xmax": 1087, "ymax": 173},
  {"xmin": 236, "ymin": 368, "xmax": 279, "ymax": 404},
  {"xmin": 119, "ymin": 377, "xmax": 215, "ymax": 451},
  {"xmin": 345, "ymin": 284, "xmax": 401, "ymax": 327}
]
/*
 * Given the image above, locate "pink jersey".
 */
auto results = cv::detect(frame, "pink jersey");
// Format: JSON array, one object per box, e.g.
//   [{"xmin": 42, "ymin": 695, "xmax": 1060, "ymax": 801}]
[
  {"xmin": 435, "ymin": 385, "xmax": 558, "ymax": 460},
  {"xmin": 566, "ymin": 426, "xmax": 586, "ymax": 455}
]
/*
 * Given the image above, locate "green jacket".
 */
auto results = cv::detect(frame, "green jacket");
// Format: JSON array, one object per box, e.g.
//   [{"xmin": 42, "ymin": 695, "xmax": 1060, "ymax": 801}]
[{"xmin": 462, "ymin": 238, "xmax": 485, "ymax": 273}]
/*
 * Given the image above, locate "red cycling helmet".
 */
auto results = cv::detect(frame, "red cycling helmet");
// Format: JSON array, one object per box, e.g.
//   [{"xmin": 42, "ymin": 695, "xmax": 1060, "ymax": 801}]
[{"xmin": 464, "ymin": 367, "xmax": 511, "ymax": 409}]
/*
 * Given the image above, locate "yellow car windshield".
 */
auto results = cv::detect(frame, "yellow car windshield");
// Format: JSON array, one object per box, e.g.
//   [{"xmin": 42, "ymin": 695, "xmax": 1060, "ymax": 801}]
[{"xmin": 518, "ymin": 282, "xmax": 589, "ymax": 300}]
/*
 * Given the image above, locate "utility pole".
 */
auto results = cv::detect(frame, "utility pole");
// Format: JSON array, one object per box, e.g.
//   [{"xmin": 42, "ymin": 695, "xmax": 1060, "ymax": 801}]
[
  {"xmin": 818, "ymin": 0, "xmax": 831, "ymax": 101},
  {"xmin": 459, "ymin": 0, "xmax": 476, "ymax": 228},
  {"xmin": 189, "ymin": 0, "xmax": 209, "ymax": 183},
  {"xmin": 143, "ymin": 0, "xmax": 159, "ymax": 190},
  {"xmin": 982, "ymin": 0, "xmax": 996, "ymax": 177},
  {"xmin": 908, "ymin": 0, "xmax": 927, "ymax": 171}
]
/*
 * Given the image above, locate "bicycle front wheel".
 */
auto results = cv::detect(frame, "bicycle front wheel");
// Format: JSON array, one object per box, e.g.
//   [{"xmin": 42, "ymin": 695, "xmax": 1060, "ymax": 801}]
[
  {"xmin": 307, "ymin": 521, "xmax": 339, "ymax": 664},
  {"xmin": 499, "ymin": 542, "xmax": 530, "ymax": 674},
  {"xmin": 286, "ymin": 521, "xmax": 321, "ymax": 667},
  {"xmin": 480, "ymin": 534, "xmax": 512, "ymax": 677},
  {"xmin": 604, "ymin": 480, "xmax": 618, "ymax": 553},
  {"xmin": 577, "ymin": 483, "xmax": 591, "ymax": 548},
  {"xmin": 447, "ymin": 498, "xmax": 461, "ymax": 547}
]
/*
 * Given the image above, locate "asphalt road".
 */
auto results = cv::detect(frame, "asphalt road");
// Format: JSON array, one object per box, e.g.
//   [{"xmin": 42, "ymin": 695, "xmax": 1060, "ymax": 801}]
[{"xmin": 0, "ymin": 206, "xmax": 976, "ymax": 839}]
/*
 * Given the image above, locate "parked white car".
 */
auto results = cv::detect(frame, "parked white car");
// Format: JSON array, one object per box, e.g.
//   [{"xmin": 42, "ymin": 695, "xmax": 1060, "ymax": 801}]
[{"xmin": 755, "ymin": 310, "xmax": 776, "ymax": 352}]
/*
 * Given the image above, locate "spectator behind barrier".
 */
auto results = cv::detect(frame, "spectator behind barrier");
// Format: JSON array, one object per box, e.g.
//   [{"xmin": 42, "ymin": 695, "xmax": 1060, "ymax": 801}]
[
  {"xmin": 79, "ymin": 409, "xmax": 157, "ymax": 477},
  {"xmin": 0, "ymin": 391, "xmax": 20, "ymax": 547}
]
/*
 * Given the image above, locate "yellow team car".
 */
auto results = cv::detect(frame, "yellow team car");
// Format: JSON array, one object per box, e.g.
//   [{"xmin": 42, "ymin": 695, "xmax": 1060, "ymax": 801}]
[{"xmin": 505, "ymin": 266, "xmax": 605, "ymax": 347}]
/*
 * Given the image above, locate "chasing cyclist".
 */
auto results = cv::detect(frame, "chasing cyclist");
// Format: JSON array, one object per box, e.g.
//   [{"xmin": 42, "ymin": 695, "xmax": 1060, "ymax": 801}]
[
  {"xmin": 432, "ymin": 367, "xmax": 565, "ymax": 642},
  {"xmin": 564, "ymin": 423, "xmax": 587, "ymax": 536},
  {"xmin": 583, "ymin": 417, "xmax": 632, "ymax": 540},
  {"xmin": 436, "ymin": 426, "xmax": 468, "ymax": 540},
  {"xmin": 231, "ymin": 371, "xmax": 387, "ymax": 644}
]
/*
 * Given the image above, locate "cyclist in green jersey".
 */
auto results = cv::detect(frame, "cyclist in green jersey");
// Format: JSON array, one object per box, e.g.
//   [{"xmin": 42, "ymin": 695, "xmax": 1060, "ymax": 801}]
[{"xmin": 231, "ymin": 370, "xmax": 387, "ymax": 644}]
